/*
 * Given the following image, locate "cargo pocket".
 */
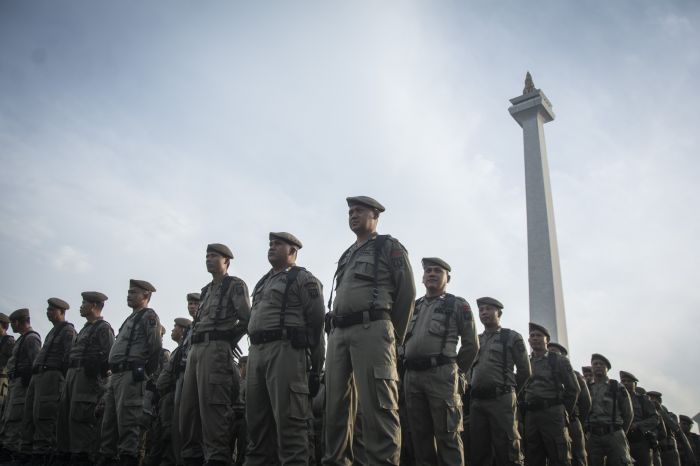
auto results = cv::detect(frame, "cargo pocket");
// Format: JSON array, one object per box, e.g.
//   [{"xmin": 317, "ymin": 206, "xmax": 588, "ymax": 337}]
[
  {"xmin": 71, "ymin": 393, "xmax": 98, "ymax": 422},
  {"xmin": 8, "ymin": 398, "xmax": 25, "ymax": 421},
  {"xmin": 489, "ymin": 343, "xmax": 504, "ymax": 363},
  {"xmin": 208, "ymin": 373, "xmax": 231, "ymax": 405},
  {"xmin": 445, "ymin": 397, "xmax": 463, "ymax": 432},
  {"xmin": 373, "ymin": 365, "xmax": 399, "ymax": 410},
  {"xmin": 289, "ymin": 382, "xmax": 310, "ymax": 420},
  {"xmin": 123, "ymin": 398, "xmax": 144, "ymax": 425},
  {"xmin": 37, "ymin": 394, "xmax": 60, "ymax": 420}
]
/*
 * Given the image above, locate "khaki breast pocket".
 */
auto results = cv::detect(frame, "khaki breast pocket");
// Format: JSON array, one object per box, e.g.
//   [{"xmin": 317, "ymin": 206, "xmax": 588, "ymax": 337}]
[
  {"xmin": 352, "ymin": 256, "xmax": 375, "ymax": 282},
  {"xmin": 428, "ymin": 313, "xmax": 448, "ymax": 337}
]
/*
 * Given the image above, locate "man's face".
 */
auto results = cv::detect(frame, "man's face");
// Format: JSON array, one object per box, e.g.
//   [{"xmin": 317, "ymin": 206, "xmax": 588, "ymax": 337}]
[
  {"xmin": 187, "ymin": 300, "xmax": 198, "ymax": 318},
  {"xmin": 267, "ymin": 239, "xmax": 292, "ymax": 267},
  {"xmin": 528, "ymin": 330, "xmax": 548, "ymax": 352},
  {"xmin": 10, "ymin": 320, "xmax": 18, "ymax": 333},
  {"xmin": 46, "ymin": 306, "xmax": 61, "ymax": 324},
  {"xmin": 127, "ymin": 287, "xmax": 148, "ymax": 310},
  {"xmin": 348, "ymin": 205, "xmax": 377, "ymax": 235},
  {"xmin": 206, "ymin": 252, "xmax": 228, "ymax": 275},
  {"xmin": 478, "ymin": 304, "xmax": 501, "ymax": 328},
  {"xmin": 649, "ymin": 395, "xmax": 661, "ymax": 407},
  {"xmin": 548, "ymin": 345, "xmax": 562, "ymax": 356},
  {"xmin": 582, "ymin": 370, "xmax": 593, "ymax": 383},
  {"xmin": 171, "ymin": 325, "xmax": 184, "ymax": 343},
  {"xmin": 680, "ymin": 420, "xmax": 691, "ymax": 434},
  {"xmin": 591, "ymin": 359, "xmax": 608, "ymax": 378},
  {"xmin": 422, "ymin": 266, "xmax": 448, "ymax": 294},
  {"xmin": 621, "ymin": 377, "xmax": 636, "ymax": 393}
]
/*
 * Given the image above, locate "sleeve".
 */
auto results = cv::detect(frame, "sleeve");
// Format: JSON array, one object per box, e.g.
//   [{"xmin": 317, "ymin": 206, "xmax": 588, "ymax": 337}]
[
  {"xmin": 144, "ymin": 311, "xmax": 163, "ymax": 361},
  {"xmin": 559, "ymin": 356, "xmax": 581, "ymax": 416},
  {"xmin": 576, "ymin": 372, "xmax": 592, "ymax": 418},
  {"xmin": 98, "ymin": 324, "xmax": 116, "ymax": 364},
  {"xmin": 299, "ymin": 273, "xmax": 326, "ymax": 374},
  {"xmin": 511, "ymin": 332, "xmax": 532, "ymax": 392},
  {"xmin": 156, "ymin": 354, "xmax": 176, "ymax": 395},
  {"xmin": 387, "ymin": 239, "xmax": 416, "ymax": 344},
  {"xmin": 25, "ymin": 334, "xmax": 42, "ymax": 366},
  {"xmin": 61, "ymin": 326, "xmax": 77, "ymax": 370},
  {"xmin": 232, "ymin": 278, "xmax": 252, "ymax": 322},
  {"xmin": 455, "ymin": 297, "xmax": 479, "ymax": 372},
  {"xmin": 618, "ymin": 385, "xmax": 634, "ymax": 432},
  {"xmin": 0, "ymin": 337, "xmax": 15, "ymax": 367}
]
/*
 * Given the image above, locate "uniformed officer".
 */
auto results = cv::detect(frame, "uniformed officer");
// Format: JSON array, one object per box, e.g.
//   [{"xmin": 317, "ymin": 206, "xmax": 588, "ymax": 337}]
[
  {"xmin": 323, "ymin": 196, "xmax": 416, "ymax": 466},
  {"xmin": 142, "ymin": 325, "xmax": 171, "ymax": 466},
  {"xmin": 581, "ymin": 367, "xmax": 593, "ymax": 386},
  {"xmin": 647, "ymin": 391, "xmax": 682, "ymax": 466},
  {"xmin": 232, "ymin": 355, "xmax": 248, "ymax": 466},
  {"xmin": 180, "ymin": 244, "xmax": 250, "ymax": 466},
  {"xmin": 679, "ymin": 416, "xmax": 700, "ymax": 466},
  {"xmin": 99, "ymin": 279, "xmax": 162, "ymax": 466},
  {"xmin": 245, "ymin": 232, "xmax": 325, "ymax": 465},
  {"xmin": 619, "ymin": 371, "xmax": 659, "ymax": 466},
  {"xmin": 56, "ymin": 291, "xmax": 114, "ymax": 466},
  {"xmin": 402, "ymin": 257, "xmax": 478, "ymax": 466},
  {"xmin": 21, "ymin": 297, "xmax": 76, "ymax": 463},
  {"xmin": 522, "ymin": 323, "xmax": 579, "ymax": 466},
  {"xmin": 468, "ymin": 297, "xmax": 530, "ymax": 466},
  {"xmin": 547, "ymin": 342, "xmax": 591, "ymax": 466},
  {"xmin": 0, "ymin": 314, "xmax": 16, "ymax": 421},
  {"xmin": 586, "ymin": 354, "xmax": 633, "ymax": 466},
  {"xmin": 172, "ymin": 294, "xmax": 198, "ymax": 466},
  {"xmin": 148, "ymin": 318, "xmax": 191, "ymax": 466},
  {"xmin": 0, "ymin": 309, "xmax": 41, "ymax": 464}
]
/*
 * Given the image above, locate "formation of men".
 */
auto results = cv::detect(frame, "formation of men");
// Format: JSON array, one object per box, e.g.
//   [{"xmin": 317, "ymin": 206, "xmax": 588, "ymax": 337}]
[{"xmin": 0, "ymin": 195, "xmax": 697, "ymax": 466}]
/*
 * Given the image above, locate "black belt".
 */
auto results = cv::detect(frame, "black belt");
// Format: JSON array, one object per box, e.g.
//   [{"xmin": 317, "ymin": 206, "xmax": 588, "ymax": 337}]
[
  {"xmin": 471, "ymin": 385, "xmax": 513, "ymax": 399},
  {"xmin": 32, "ymin": 365, "xmax": 62, "ymax": 374},
  {"xmin": 525, "ymin": 398, "xmax": 563, "ymax": 411},
  {"xmin": 191, "ymin": 330, "xmax": 236, "ymax": 344},
  {"xmin": 404, "ymin": 354, "xmax": 455, "ymax": 371},
  {"xmin": 249, "ymin": 327, "xmax": 306, "ymax": 346},
  {"xmin": 109, "ymin": 362, "xmax": 139, "ymax": 373},
  {"xmin": 331, "ymin": 310, "xmax": 391, "ymax": 328},
  {"xmin": 589, "ymin": 425, "xmax": 623, "ymax": 436}
]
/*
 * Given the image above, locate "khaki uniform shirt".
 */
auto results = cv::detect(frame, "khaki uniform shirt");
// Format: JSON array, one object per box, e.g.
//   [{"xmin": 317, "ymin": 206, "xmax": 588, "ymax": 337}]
[
  {"xmin": 0, "ymin": 335, "xmax": 16, "ymax": 373},
  {"xmin": 108, "ymin": 308, "xmax": 162, "ymax": 365},
  {"xmin": 33, "ymin": 322, "xmax": 76, "ymax": 370},
  {"xmin": 156, "ymin": 344, "xmax": 180, "ymax": 395},
  {"xmin": 8, "ymin": 329, "xmax": 41, "ymax": 375},
  {"xmin": 629, "ymin": 393, "xmax": 659, "ymax": 433},
  {"xmin": 192, "ymin": 275, "xmax": 251, "ymax": 335},
  {"xmin": 524, "ymin": 351, "xmax": 580, "ymax": 414},
  {"xmin": 69, "ymin": 318, "xmax": 115, "ymax": 365},
  {"xmin": 403, "ymin": 294, "xmax": 478, "ymax": 372},
  {"xmin": 470, "ymin": 327, "xmax": 531, "ymax": 392},
  {"xmin": 332, "ymin": 234, "xmax": 416, "ymax": 342},
  {"xmin": 588, "ymin": 379, "xmax": 633, "ymax": 430}
]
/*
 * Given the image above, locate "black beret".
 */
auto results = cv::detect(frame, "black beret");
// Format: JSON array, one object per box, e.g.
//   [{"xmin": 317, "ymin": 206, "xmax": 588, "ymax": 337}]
[
  {"xmin": 421, "ymin": 257, "xmax": 451, "ymax": 272},
  {"xmin": 346, "ymin": 196, "xmax": 385, "ymax": 212},
  {"xmin": 591, "ymin": 353, "xmax": 611, "ymax": 370},
  {"xmin": 679, "ymin": 415, "xmax": 693, "ymax": 425},
  {"xmin": 529, "ymin": 322, "xmax": 550, "ymax": 339},
  {"xmin": 82, "ymin": 291, "xmax": 108, "ymax": 303},
  {"xmin": 0, "ymin": 313, "xmax": 9, "ymax": 324},
  {"xmin": 581, "ymin": 366, "xmax": 592, "ymax": 374},
  {"xmin": 130, "ymin": 279, "xmax": 156, "ymax": 292},
  {"xmin": 174, "ymin": 317, "xmax": 192, "ymax": 328},
  {"xmin": 186, "ymin": 293, "xmax": 201, "ymax": 302},
  {"xmin": 646, "ymin": 390, "xmax": 662, "ymax": 398},
  {"xmin": 619, "ymin": 371, "xmax": 638, "ymax": 382},
  {"xmin": 636, "ymin": 387, "xmax": 646, "ymax": 395},
  {"xmin": 269, "ymin": 232, "xmax": 303, "ymax": 249},
  {"xmin": 47, "ymin": 297, "xmax": 70, "ymax": 311},
  {"xmin": 9, "ymin": 308, "xmax": 30, "ymax": 321},
  {"xmin": 476, "ymin": 297, "xmax": 504, "ymax": 310},
  {"xmin": 207, "ymin": 243, "xmax": 234, "ymax": 259},
  {"xmin": 547, "ymin": 342, "xmax": 568, "ymax": 356}
]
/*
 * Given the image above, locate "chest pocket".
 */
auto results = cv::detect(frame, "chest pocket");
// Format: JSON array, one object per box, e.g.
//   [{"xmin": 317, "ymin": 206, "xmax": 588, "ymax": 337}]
[
  {"xmin": 268, "ymin": 279, "xmax": 302, "ymax": 309},
  {"xmin": 352, "ymin": 254, "xmax": 375, "ymax": 282},
  {"xmin": 488, "ymin": 339, "xmax": 505, "ymax": 364},
  {"xmin": 428, "ymin": 312, "xmax": 448, "ymax": 337}
]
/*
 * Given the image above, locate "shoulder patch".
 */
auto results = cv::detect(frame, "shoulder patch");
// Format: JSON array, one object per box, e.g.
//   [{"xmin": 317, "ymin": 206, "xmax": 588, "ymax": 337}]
[
  {"xmin": 514, "ymin": 338, "xmax": 526, "ymax": 354},
  {"xmin": 461, "ymin": 303, "xmax": 473, "ymax": 320},
  {"xmin": 149, "ymin": 317, "xmax": 157, "ymax": 327},
  {"xmin": 304, "ymin": 282, "xmax": 320, "ymax": 299},
  {"xmin": 234, "ymin": 284, "xmax": 245, "ymax": 296}
]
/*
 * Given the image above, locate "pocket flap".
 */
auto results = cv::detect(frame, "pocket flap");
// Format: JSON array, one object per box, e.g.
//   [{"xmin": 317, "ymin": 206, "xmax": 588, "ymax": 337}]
[
  {"xmin": 290, "ymin": 382, "xmax": 310, "ymax": 395},
  {"xmin": 373, "ymin": 365, "xmax": 398, "ymax": 381}
]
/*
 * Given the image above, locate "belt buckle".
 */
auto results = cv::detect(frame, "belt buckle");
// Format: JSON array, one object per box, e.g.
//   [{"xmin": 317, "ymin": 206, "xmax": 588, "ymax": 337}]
[{"xmin": 362, "ymin": 311, "xmax": 370, "ymax": 329}]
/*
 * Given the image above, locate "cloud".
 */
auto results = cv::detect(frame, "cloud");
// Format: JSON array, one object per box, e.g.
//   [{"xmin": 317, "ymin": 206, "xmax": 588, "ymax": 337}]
[{"xmin": 51, "ymin": 245, "xmax": 92, "ymax": 273}]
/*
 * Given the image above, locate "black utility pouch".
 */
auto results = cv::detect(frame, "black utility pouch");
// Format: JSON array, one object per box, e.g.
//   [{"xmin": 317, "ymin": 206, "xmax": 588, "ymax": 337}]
[
  {"xmin": 132, "ymin": 364, "xmax": 146, "ymax": 383},
  {"xmin": 290, "ymin": 330, "xmax": 309, "ymax": 349}
]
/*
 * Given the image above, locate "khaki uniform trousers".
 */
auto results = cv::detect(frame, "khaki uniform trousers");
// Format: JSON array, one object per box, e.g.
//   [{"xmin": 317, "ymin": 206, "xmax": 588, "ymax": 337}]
[
  {"xmin": 21, "ymin": 370, "xmax": 65, "ymax": 454},
  {"xmin": 56, "ymin": 367, "xmax": 103, "ymax": 456},
  {"xmin": 172, "ymin": 375, "xmax": 198, "ymax": 464},
  {"xmin": 180, "ymin": 340, "xmax": 235, "ymax": 463},
  {"xmin": 587, "ymin": 429, "xmax": 633, "ymax": 466},
  {"xmin": 523, "ymin": 405, "xmax": 572, "ymax": 466},
  {"xmin": 569, "ymin": 417, "xmax": 587, "ymax": 466},
  {"xmin": 245, "ymin": 339, "xmax": 310, "ymax": 466},
  {"xmin": 99, "ymin": 371, "xmax": 145, "ymax": 458},
  {"xmin": 0, "ymin": 378, "xmax": 29, "ymax": 452},
  {"xmin": 404, "ymin": 363, "xmax": 464, "ymax": 466},
  {"xmin": 144, "ymin": 391, "xmax": 175, "ymax": 466},
  {"xmin": 322, "ymin": 319, "xmax": 401, "ymax": 466},
  {"xmin": 470, "ymin": 391, "xmax": 524, "ymax": 466},
  {"xmin": 660, "ymin": 441, "xmax": 680, "ymax": 466},
  {"xmin": 629, "ymin": 440, "xmax": 653, "ymax": 466}
]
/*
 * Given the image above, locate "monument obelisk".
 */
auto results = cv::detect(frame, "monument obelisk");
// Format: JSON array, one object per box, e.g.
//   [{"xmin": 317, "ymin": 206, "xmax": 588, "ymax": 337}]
[{"xmin": 508, "ymin": 72, "xmax": 568, "ymax": 347}]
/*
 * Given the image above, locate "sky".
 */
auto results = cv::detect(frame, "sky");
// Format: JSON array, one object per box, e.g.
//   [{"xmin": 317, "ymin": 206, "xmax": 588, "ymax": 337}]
[{"xmin": 1, "ymin": 1, "xmax": 698, "ymax": 420}]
